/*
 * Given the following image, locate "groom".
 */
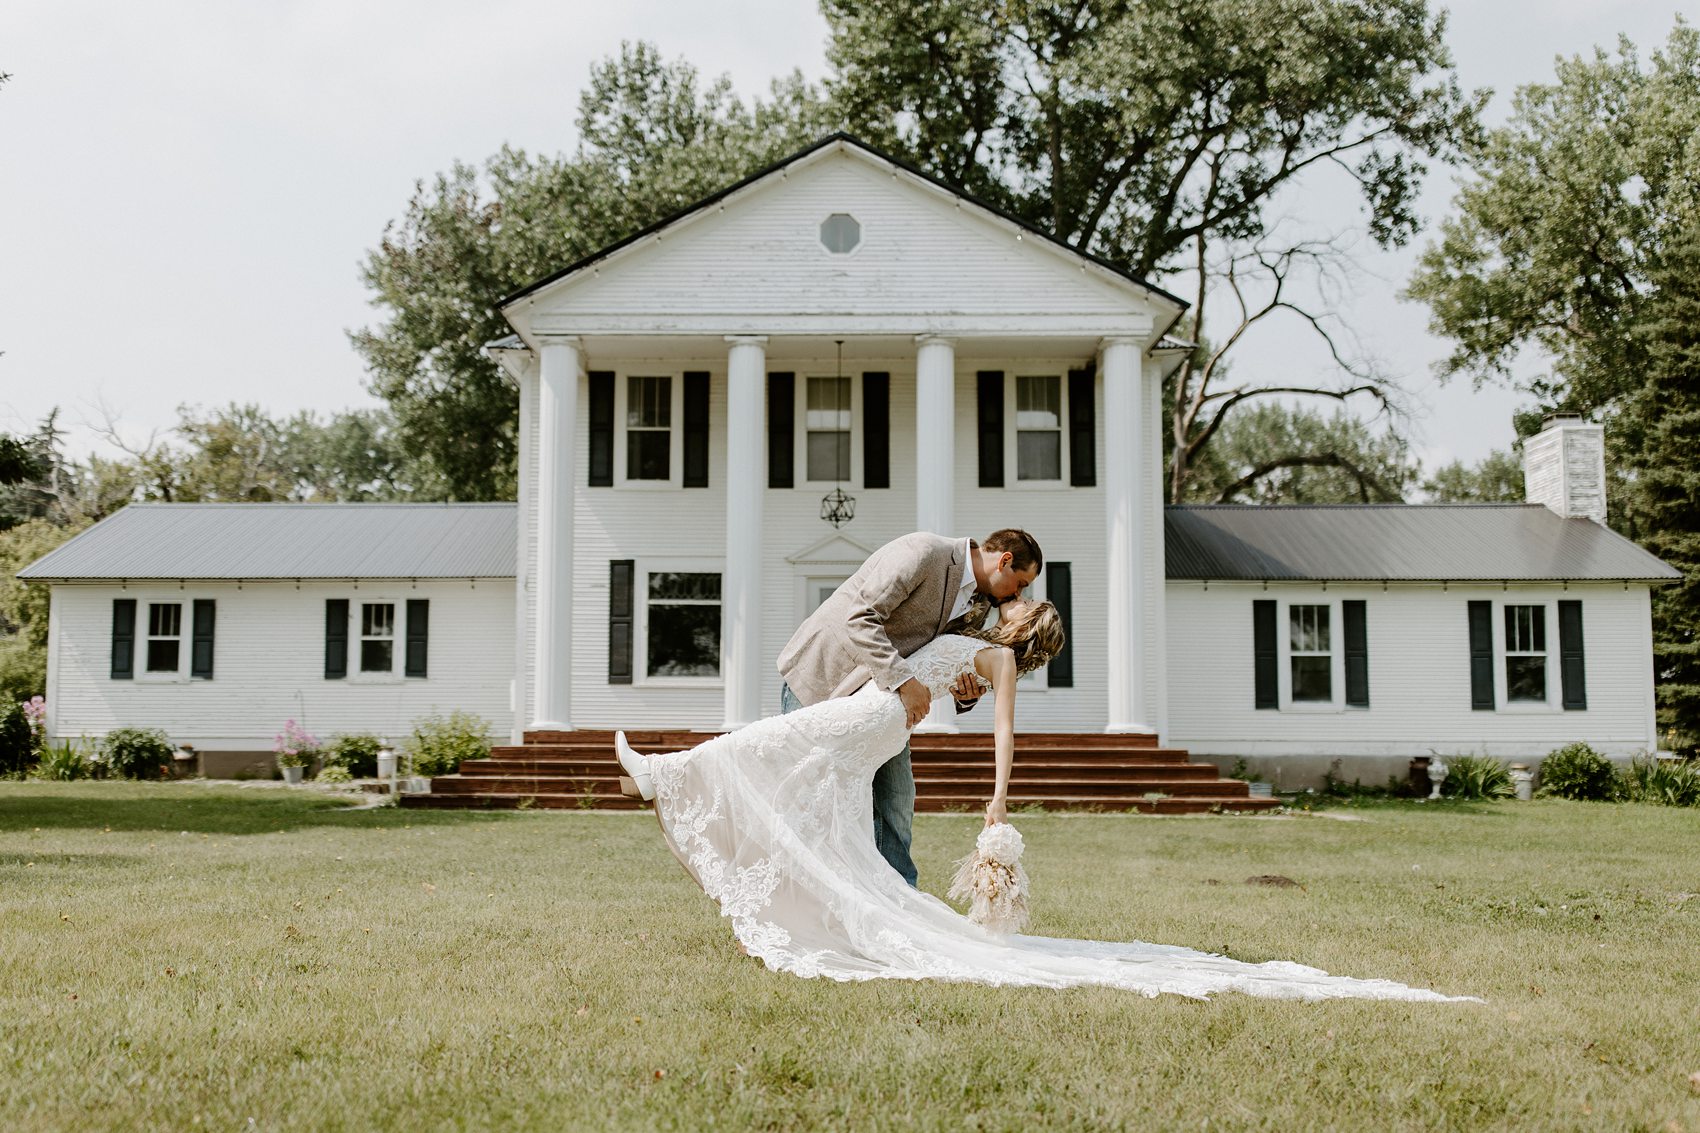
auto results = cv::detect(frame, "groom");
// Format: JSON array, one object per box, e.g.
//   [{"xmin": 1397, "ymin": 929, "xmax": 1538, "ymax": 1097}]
[{"xmin": 776, "ymin": 529, "xmax": 1043, "ymax": 887}]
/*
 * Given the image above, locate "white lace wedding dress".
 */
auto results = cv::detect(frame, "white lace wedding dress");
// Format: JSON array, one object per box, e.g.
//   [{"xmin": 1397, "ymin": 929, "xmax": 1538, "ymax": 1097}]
[{"xmin": 645, "ymin": 635, "xmax": 1474, "ymax": 1002}]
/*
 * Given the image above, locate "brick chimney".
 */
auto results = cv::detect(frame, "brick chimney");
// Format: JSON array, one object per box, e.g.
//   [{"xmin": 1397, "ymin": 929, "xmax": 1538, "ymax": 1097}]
[{"xmin": 1522, "ymin": 412, "xmax": 1606, "ymax": 523}]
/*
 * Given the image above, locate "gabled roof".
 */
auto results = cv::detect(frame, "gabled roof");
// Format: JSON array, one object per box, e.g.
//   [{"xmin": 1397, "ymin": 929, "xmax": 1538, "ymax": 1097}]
[
  {"xmin": 19, "ymin": 504, "xmax": 518, "ymax": 581},
  {"xmin": 498, "ymin": 132, "xmax": 1188, "ymax": 315},
  {"xmin": 1166, "ymin": 504, "xmax": 1680, "ymax": 583}
]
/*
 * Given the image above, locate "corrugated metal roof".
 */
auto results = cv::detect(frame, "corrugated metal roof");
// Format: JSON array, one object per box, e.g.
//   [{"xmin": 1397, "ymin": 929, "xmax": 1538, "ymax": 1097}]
[
  {"xmin": 1165, "ymin": 504, "xmax": 1681, "ymax": 582},
  {"xmin": 18, "ymin": 504, "xmax": 518, "ymax": 580}
]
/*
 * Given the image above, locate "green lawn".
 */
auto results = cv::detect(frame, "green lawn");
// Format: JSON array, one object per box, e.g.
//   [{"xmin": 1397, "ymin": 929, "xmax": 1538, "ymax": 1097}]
[{"xmin": 2, "ymin": 782, "xmax": 1697, "ymax": 1132}]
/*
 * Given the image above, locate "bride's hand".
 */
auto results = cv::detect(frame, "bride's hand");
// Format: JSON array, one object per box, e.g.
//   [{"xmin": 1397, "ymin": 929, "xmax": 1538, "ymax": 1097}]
[{"xmin": 984, "ymin": 797, "xmax": 1008, "ymax": 827}]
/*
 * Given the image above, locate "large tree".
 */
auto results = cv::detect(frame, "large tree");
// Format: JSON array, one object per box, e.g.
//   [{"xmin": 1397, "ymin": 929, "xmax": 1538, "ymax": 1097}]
[
  {"xmin": 352, "ymin": 43, "xmax": 830, "ymax": 500},
  {"xmin": 1178, "ymin": 402, "xmax": 1418, "ymax": 504},
  {"xmin": 827, "ymin": 0, "xmax": 1481, "ymax": 498},
  {"xmin": 1408, "ymin": 20, "xmax": 1700, "ymax": 747}
]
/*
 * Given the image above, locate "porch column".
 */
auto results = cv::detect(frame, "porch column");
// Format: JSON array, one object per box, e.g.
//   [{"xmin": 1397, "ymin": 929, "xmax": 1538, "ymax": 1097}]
[
  {"xmin": 1102, "ymin": 336, "xmax": 1154, "ymax": 733},
  {"xmin": 914, "ymin": 335, "xmax": 956, "ymax": 536},
  {"xmin": 532, "ymin": 334, "xmax": 581, "ymax": 731},
  {"xmin": 723, "ymin": 335, "xmax": 768, "ymax": 728}
]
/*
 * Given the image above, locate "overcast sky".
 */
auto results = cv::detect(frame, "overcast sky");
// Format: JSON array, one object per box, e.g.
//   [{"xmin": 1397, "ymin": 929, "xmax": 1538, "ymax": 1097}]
[{"xmin": 0, "ymin": 1, "xmax": 1689, "ymax": 477}]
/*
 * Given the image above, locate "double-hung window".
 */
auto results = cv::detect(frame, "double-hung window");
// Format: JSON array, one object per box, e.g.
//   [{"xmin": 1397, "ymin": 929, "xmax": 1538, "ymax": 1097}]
[
  {"xmin": 625, "ymin": 376, "xmax": 673, "ymax": 481},
  {"xmin": 644, "ymin": 570, "xmax": 722, "ymax": 679},
  {"xmin": 360, "ymin": 602, "xmax": 396, "ymax": 673},
  {"xmin": 1289, "ymin": 604, "xmax": 1332, "ymax": 702},
  {"xmin": 1014, "ymin": 375, "xmax": 1064, "ymax": 481},
  {"xmin": 1504, "ymin": 604, "xmax": 1547, "ymax": 702},
  {"xmin": 146, "ymin": 602, "xmax": 182, "ymax": 673},
  {"xmin": 806, "ymin": 377, "xmax": 853, "ymax": 482}
]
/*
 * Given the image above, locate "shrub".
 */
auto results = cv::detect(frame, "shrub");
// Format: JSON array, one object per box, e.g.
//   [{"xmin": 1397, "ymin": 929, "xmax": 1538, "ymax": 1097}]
[
  {"xmin": 325, "ymin": 733, "xmax": 382, "ymax": 778},
  {"xmin": 316, "ymin": 764, "xmax": 354, "ymax": 785},
  {"xmin": 1441, "ymin": 755, "xmax": 1513, "ymax": 801},
  {"xmin": 1537, "ymin": 742, "xmax": 1620, "ymax": 801},
  {"xmin": 407, "ymin": 710, "xmax": 491, "ymax": 777},
  {"xmin": 0, "ymin": 699, "xmax": 33, "ymax": 776},
  {"xmin": 101, "ymin": 728, "xmax": 175, "ymax": 780},
  {"xmin": 1625, "ymin": 755, "xmax": 1700, "ymax": 807},
  {"xmin": 273, "ymin": 720, "xmax": 320, "ymax": 770},
  {"xmin": 33, "ymin": 739, "xmax": 93, "ymax": 781}
]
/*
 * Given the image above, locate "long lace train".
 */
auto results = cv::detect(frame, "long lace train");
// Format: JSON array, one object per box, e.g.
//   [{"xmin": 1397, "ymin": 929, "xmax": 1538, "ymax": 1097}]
[{"xmin": 644, "ymin": 636, "xmax": 1477, "ymax": 1002}]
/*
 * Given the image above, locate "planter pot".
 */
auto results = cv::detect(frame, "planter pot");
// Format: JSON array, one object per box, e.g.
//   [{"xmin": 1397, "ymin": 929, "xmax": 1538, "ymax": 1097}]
[{"xmin": 281, "ymin": 765, "xmax": 305, "ymax": 786}]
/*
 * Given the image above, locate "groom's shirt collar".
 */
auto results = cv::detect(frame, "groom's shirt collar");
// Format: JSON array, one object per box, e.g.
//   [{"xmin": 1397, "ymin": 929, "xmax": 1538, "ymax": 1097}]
[{"xmin": 949, "ymin": 537, "xmax": 976, "ymax": 622}]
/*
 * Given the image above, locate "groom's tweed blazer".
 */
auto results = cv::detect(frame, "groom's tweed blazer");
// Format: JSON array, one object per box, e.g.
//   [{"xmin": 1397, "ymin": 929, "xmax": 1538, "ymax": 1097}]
[{"xmin": 778, "ymin": 532, "xmax": 971, "ymax": 707}]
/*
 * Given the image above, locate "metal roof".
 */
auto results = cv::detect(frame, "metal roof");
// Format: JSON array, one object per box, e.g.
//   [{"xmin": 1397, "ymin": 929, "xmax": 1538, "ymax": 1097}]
[
  {"xmin": 1165, "ymin": 504, "xmax": 1681, "ymax": 582},
  {"xmin": 18, "ymin": 504, "xmax": 518, "ymax": 581}
]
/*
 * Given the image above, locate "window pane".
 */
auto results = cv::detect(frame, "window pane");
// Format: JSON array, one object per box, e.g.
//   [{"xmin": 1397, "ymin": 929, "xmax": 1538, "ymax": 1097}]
[
  {"xmin": 1016, "ymin": 431, "xmax": 1061, "ymax": 480},
  {"xmin": 627, "ymin": 430, "xmax": 671, "ymax": 480},
  {"xmin": 361, "ymin": 640, "xmax": 394, "ymax": 672},
  {"xmin": 627, "ymin": 376, "xmax": 671, "ymax": 428},
  {"xmin": 1016, "ymin": 376, "xmax": 1060, "ymax": 428},
  {"xmin": 362, "ymin": 603, "xmax": 394, "ymax": 637},
  {"xmin": 1291, "ymin": 656, "xmax": 1332, "ymax": 701},
  {"xmin": 647, "ymin": 604, "xmax": 721, "ymax": 677},
  {"xmin": 807, "ymin": 431, "xmax": 851, "ymax": 481},
  {"xmin": 1290, "ymin": 605, "xmax": 1330, "ymax": 652},
  {"xmin": 146, "ymin": 639, "xmax": 179, "ymax": 672},
  {"xmin": 148, "ymin": 603, "xmax": 181, "ymax": 636},
  {"xmin": 806, "ymin": 377, "xmax": 851, "ymax": 428},
  {"xmin": 1507, "ymin": 656, "xmax": 1546, "ymax": 701},
  {"xmin": 648, "ymin": 573, "xmax": 721, "ymax": 602},
  {"xmin": 1505, "ymin": 605, "xmax": 1545, "ymax": 653}
]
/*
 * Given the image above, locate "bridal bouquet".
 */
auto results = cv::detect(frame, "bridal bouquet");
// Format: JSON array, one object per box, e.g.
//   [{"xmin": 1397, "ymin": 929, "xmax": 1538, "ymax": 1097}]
[{"xmin": 947, "ymin": 821, "xmax": 1030, "ymax": 934}]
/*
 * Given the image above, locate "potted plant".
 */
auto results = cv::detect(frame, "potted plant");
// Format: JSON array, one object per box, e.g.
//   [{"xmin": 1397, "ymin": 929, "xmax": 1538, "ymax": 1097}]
[{"xmin": 273, "ymin": 719, "xmax": 320, "ymax": 785}]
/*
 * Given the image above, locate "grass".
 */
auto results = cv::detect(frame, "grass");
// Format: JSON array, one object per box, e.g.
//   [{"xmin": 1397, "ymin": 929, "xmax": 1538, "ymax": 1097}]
[{"xmin": 2, "ymin": 782, "xmax": 1698, "ymax": 1132}]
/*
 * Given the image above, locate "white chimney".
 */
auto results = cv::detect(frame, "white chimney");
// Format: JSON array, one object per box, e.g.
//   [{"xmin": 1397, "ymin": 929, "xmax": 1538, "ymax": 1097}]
[{"xmin": 1522, "ymin": 413, "xmax": 1606, "ymax": 523}]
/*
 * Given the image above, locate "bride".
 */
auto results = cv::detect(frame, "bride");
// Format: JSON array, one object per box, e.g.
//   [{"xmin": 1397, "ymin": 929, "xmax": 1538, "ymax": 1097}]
[{"xmin": 615, "ymin": 597, "xmax": 1474, "ymax": 1003}]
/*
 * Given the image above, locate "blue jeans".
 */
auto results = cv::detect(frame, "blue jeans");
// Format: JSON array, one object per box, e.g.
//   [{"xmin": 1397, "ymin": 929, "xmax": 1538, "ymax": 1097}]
[{"xmin": 780, "ymin": 682, "xmax": 918, "ymax": 888}]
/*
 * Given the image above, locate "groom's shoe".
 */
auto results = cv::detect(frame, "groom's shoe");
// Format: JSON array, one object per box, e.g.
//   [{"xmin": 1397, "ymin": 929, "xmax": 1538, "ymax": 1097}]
[{"xmin": 614, "ymin": 731, "xmax": 655, "ymax": 803}]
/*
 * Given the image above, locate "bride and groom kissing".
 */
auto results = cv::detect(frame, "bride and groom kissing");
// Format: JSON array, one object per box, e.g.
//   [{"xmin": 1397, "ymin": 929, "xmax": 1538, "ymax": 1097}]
[{"xmin": 612, "ymin": 527, "xmax": 1474, "ymax": 1002}]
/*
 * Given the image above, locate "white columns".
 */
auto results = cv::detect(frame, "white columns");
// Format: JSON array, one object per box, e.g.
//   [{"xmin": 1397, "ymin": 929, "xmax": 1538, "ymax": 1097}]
[
  {"xmin": 914, "ymin": 335, "xmax": 956, "ymax": 536},
  {"xmin": 532, "ymin": 335, "xmax": 581, "ymax": 731},
  {"xmin": 723, "ymin": 335, "xmax": 768, "ymax": 728},
  {"xmin": 1102, "ymin": 336, "xmax": 1154, "ymax": 733}
]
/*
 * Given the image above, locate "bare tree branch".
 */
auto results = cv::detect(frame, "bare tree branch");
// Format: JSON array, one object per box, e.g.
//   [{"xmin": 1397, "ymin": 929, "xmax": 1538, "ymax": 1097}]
[{"xmin": 1214, "ymin": 451, "xmax": 1404, "ymax": 504}]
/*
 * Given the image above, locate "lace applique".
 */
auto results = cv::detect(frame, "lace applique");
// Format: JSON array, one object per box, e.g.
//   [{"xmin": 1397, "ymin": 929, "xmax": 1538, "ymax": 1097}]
[{"xmin": 905, "ymin": 634, "xmax": 994, "ymax": 700}]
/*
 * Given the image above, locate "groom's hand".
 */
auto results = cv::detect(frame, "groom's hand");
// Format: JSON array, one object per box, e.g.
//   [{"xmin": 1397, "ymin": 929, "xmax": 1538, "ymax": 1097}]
[{"xmin": 897, "ymin": 678, "xmax": 931, "ymax": 729}]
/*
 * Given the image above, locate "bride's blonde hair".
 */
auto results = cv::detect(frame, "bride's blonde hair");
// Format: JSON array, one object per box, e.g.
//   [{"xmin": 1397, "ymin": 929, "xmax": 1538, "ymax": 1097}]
[{"xmin": 967, "ymin": 601, "xmax": 1065, "ymax": 676}]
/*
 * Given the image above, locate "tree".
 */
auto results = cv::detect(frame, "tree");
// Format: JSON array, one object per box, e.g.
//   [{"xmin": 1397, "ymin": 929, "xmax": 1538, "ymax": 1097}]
[
  {"xmin": 1180, "ymin": 403, "xmax": 1418, "ymax": 504},
  {"xmin": 1421, "ymin": 449, "xmax": 1523, "ymax": 502},
  {"xmin": 352, "ymin": 43, "xmax": 831, "ymax": 500},
  {"xmin": 0, "ymin": 517, "xmax": 89, "ymax": 700},
  {"xmin": 826, "ymin": 0, "xmax": 1481, "ymax": 498}
]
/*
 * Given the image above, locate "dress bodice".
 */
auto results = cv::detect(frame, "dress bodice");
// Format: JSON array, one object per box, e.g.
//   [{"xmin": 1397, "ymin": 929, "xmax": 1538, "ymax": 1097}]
[{"xmin": 907, "ymin": 634, "xmax": 995, "ymax": 700}]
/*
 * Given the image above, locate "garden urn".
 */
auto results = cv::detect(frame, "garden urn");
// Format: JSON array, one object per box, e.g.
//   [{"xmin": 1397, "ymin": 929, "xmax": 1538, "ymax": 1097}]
[{"xmin": 1509, "ymin": 764, "xmax": 1534, "ymax": 801}]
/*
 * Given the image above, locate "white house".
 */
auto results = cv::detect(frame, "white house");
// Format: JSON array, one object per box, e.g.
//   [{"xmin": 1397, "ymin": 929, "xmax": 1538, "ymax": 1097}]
[
  {"xmin": 21, "ymin": 135, "xmax": 1679, "ymax": 786},
  {"xmin": 22, "ymin": 504, "xmax": 515, "ymax": 776}
]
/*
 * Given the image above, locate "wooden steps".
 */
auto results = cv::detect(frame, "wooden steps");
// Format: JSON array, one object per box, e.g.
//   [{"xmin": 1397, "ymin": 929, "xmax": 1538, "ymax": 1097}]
[{"xmin": 403, "ymin": 728, "xmax": 1279, "ymax": 815}]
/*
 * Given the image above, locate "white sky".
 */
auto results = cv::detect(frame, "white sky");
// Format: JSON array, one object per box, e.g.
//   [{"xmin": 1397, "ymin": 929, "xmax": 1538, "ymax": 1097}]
[{"xmin": 0, "ymin": 1, "xmax": 1689, "ymax": 476}]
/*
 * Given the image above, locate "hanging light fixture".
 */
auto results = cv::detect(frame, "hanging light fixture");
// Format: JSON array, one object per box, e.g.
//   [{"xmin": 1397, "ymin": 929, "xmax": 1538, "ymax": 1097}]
[{"xmin": 820, "ymin": 338, "xmax": 857, "ymax": 528}]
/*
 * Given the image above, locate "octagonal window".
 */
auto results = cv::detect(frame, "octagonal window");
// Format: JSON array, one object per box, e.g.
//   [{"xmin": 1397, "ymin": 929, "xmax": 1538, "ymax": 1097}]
[{"xmin": 819, "ymin": 213, "xmax": 861, "ymax": 254}]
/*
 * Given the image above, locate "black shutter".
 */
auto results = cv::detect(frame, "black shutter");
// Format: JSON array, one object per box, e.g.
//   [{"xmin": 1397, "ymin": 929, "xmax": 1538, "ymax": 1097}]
[
  {"xmin": 1068, "ymin": 366, "xmax": 1096, "ymax": 487},
  {"xmin": 111, "ymin": 598, "xmax": 136, "ymax": 680},
  {"xmin": 609, "ymin": 560, "xmax": 634, "ymax": 684},
  {"xmin": 681, "ymin": 371, "xmax": 710, "ymax": 488},
  {"xmin": 1558, "ymin": 599, "xmax": 1587, "ymax": 710},
  {"xmin": 1468, "ymin": 600, "xmax": 1495, "ymax": 710},
  {"xmin": 190, "ymin": 599, "xmax": 216, "ymax": 680},
  {"xmin": 1253, "ymin": 599, "xmax": 1278, "ymax": 709},
  {"xmin": 405, "ymin": 599, "xmax": 429, "ymax": 678},
  {"xmin": 977, "ymin": 370, "xmax": 1004, "ymax": 487},
  {"xmin": 863, "ymin": 371, "xmax": 890, "ymax": 489},
  {"xmin": 325, "ymin": 598, "xmax": 349, "ymax": 680},
  {"xmin": 588, "ymin": 371, "xmax": 615, "ymax": 487},
  {"xmin": 767, "ymin": 373, "xmax": 794, "ymax": 488},
  {"xmin": 1046, "ymin": 563, "xmax": 1073, "ymax": 688},
  {"xmin": 1343, "ymin": 599, "xmax": 1368, "ymax": 707}
]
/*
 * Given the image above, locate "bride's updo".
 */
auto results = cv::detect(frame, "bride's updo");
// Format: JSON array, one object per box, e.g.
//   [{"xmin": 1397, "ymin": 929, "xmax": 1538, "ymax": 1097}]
[{"xmin": 967, "ymin": 601, "xmax": 1065, "ymax": 676}]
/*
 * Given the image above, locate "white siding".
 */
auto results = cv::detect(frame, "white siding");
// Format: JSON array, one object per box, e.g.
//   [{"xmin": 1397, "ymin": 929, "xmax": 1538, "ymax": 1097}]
[
  {"xmin": 1165, "ymin": 581, "xmax": 1658, "ymax": 761},
  {"xmin": 48, "ymin": 580, "xmax": 513, "ymax": 748}
]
